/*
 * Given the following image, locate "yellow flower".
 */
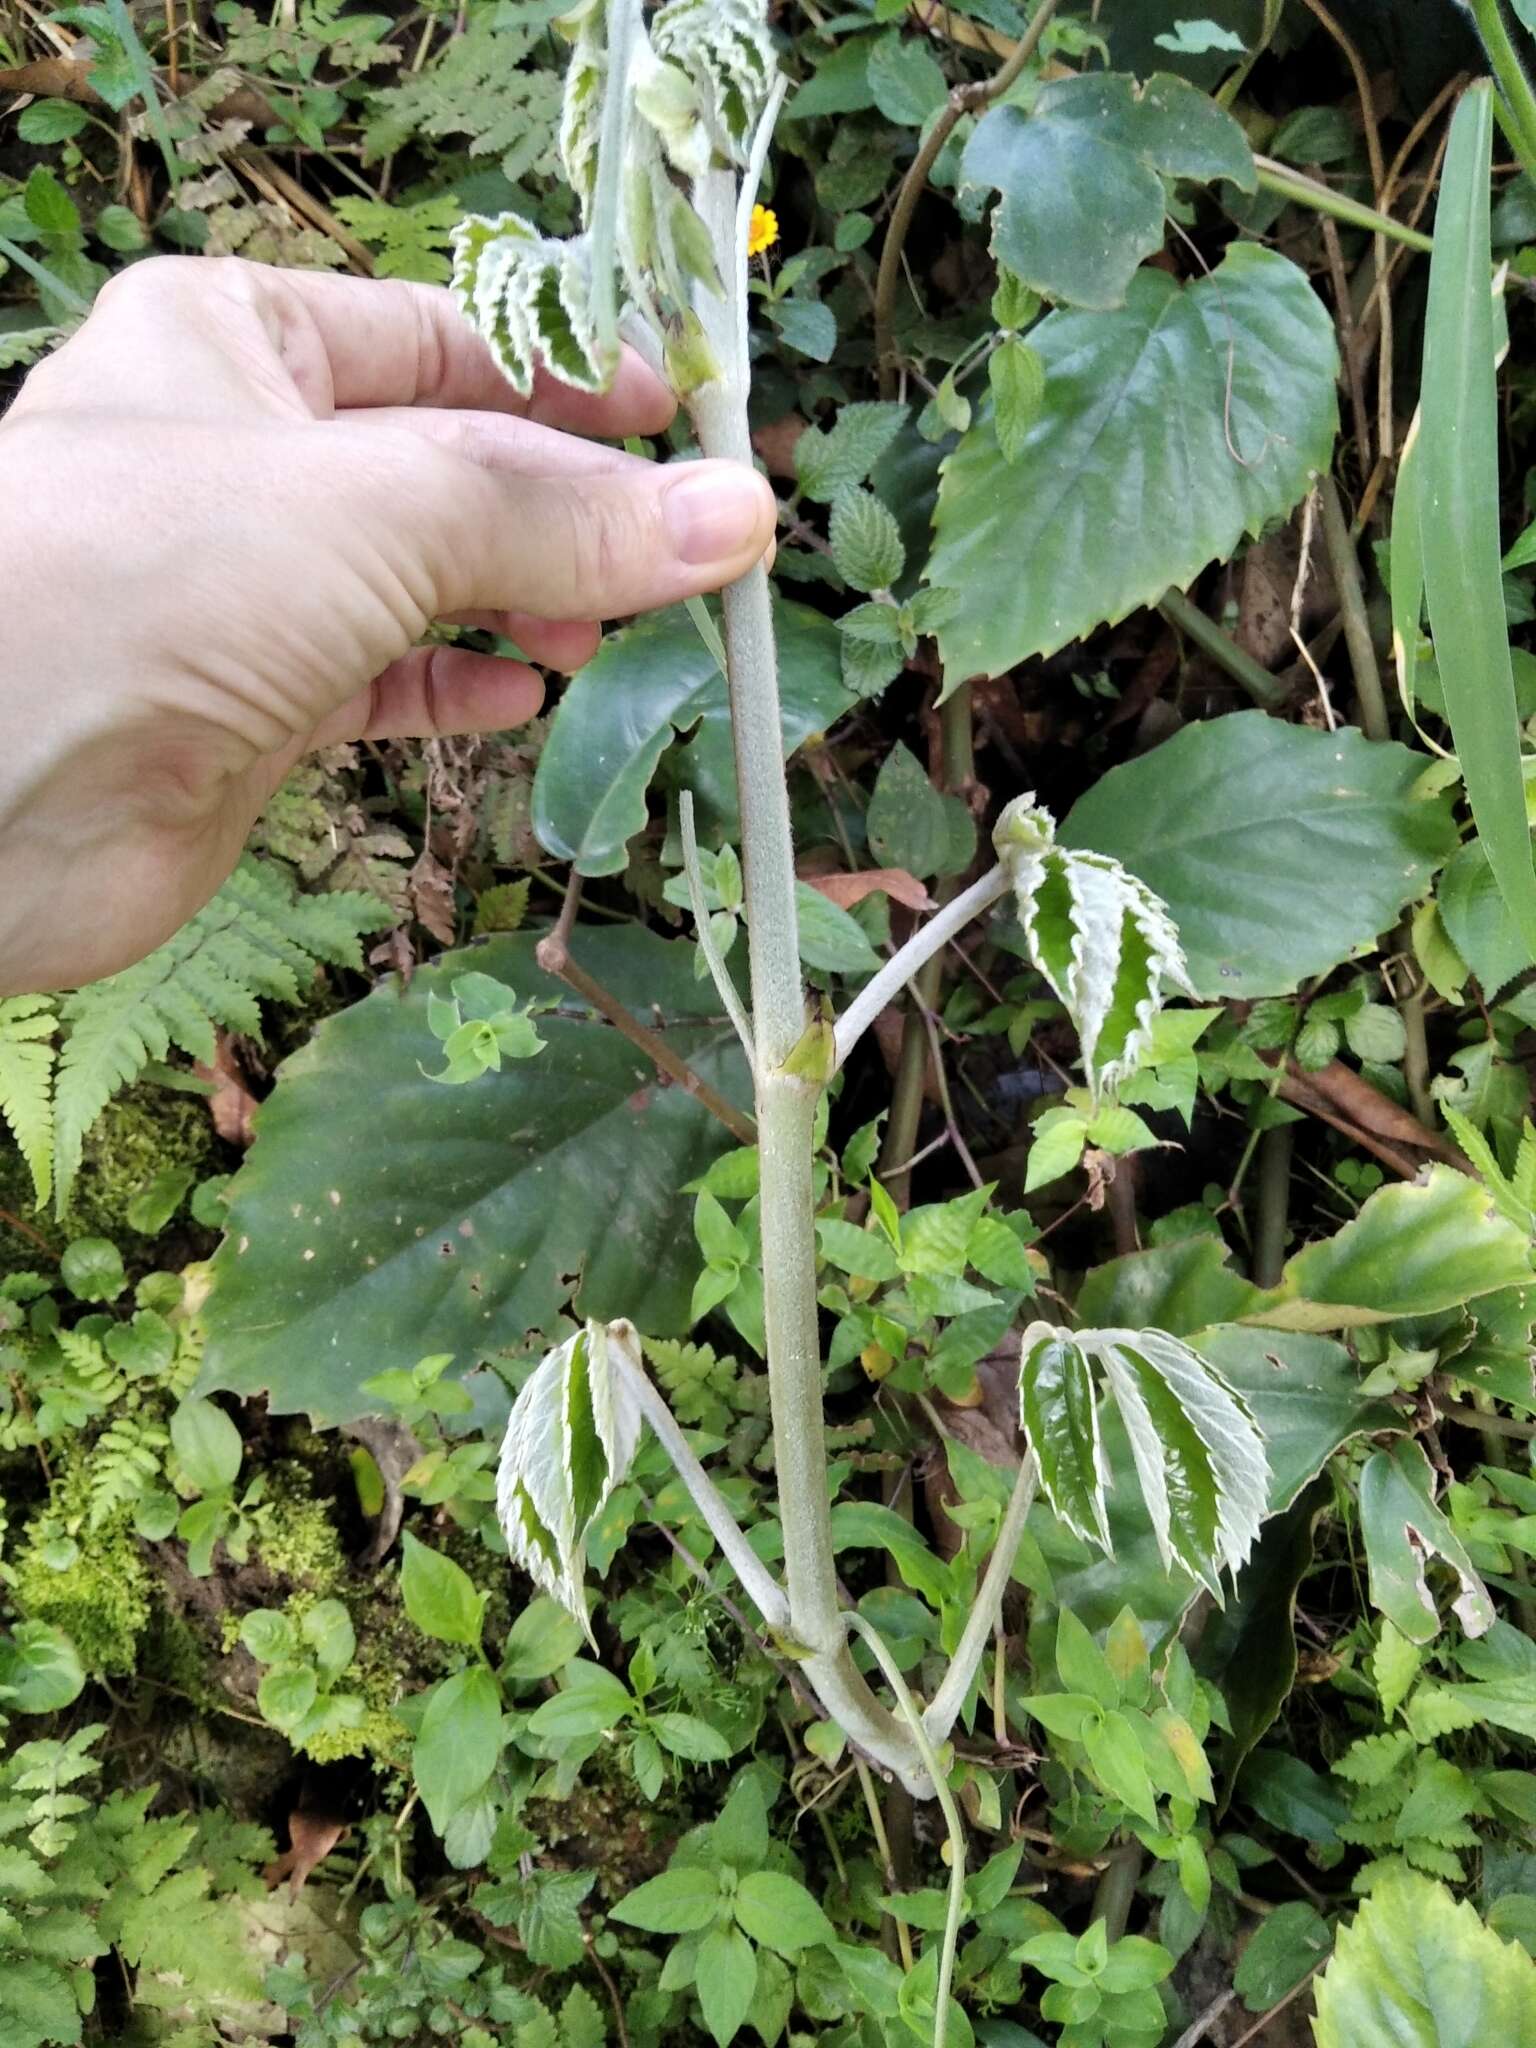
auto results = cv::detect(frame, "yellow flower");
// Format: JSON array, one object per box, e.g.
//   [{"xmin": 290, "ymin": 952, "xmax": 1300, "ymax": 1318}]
[{"xmin": 747, "ymin": 204, "xmax": 779, "ymax": 258}]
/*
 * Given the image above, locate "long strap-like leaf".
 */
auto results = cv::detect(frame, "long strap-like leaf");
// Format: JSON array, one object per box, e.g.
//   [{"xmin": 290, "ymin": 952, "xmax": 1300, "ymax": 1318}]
[{"xmin": 1420, "ymin": 83, "xmax": 1536, "ymax": 962}]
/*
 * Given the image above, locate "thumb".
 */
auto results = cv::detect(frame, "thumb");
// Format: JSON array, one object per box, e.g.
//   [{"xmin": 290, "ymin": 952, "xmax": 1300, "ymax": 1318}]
[{"xmin": 383, "ymin": 439, "xmax": 778, "ymax": 622}]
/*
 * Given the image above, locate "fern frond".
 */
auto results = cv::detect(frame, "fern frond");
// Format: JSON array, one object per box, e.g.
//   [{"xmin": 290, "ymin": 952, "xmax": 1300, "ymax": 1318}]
[
  {"xmin": 362, "ymin": 16, "xmax": 563, "ymax": 183},
  {"xmin": 1334, "ymin": 1729, "xmax": 1416, "ymax": 1786},
  {"xmin": 87, "ymin": 1418, "xmax": 170, "ymax": 1529},
  {"xmin": 0, "ymin": 995, "xmax": 57, "ymax": 1209},
  {"xmin": 1400, "ymin": 1839, "xmax": 1466, "ymax": 1881},
  {"xmin": 53, "ymin": 858, "xmax": 385, "ymax": 1215},
  {"xmin": 1405, "ymin": 1686, "xmax": 1485, "ymax": 1742}
]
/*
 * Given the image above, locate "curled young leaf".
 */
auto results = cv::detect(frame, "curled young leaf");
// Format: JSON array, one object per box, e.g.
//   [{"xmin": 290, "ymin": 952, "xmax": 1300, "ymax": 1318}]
[
  {"xmin": 1019, "ymin": 1321, "xmax": 1269, "ymax": 1597},
  {"xmin": 496, "ymin": 1318, "xmax": 646, "ymax": 1637},
  {"xmin": 994, "ymin": 793, "xmax": 1193, "ymax": 1099},
  {"xmin": 648, "ymin": 0, "xmax": 778, "ymax": 167},
  {"xmin": 451, "ymin": 214, "xmax": 617, "ymax": 398}
]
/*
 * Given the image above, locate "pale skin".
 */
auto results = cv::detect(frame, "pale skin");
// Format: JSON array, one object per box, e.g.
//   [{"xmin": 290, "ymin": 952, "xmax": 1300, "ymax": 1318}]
[{"xmin": 0, "ymin": 255, "xmax": 777, "ymax": 996}]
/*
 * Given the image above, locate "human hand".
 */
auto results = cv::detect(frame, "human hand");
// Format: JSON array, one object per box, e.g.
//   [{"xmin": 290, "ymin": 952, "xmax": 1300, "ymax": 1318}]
[{"xmin": 0, "ymin": 256, "xmax": 776, "ymax": 996}]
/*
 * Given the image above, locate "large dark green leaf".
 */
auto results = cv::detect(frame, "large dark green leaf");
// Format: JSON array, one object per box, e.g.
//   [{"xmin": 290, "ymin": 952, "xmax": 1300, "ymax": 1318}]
[
  {"xmin": 532, "ymin": 600, "xmax": 848, "ymax": 875},
  {"xmin": 1064, "ymin": 716, "xmax": 1457, "ymax": 996},
  {"xmin": 928, "ymin": 246, "xmax": 1337, "ymax": 681},
  {"xmin": 1031, "ymin": 1329, "xmax": 1395, "ymax": 1637},
  {"xmin": 1075, "ymin": 1235, "xmax": 1259, "ymax": 1335},
  {"xmin": 1246, "ymin": 1166, "xmax": 1534, "ymax": 1331},
  {"xmin": 200, "ymin": 928, "xmax": 749, "ymax": 1423},
  {"xmin": 963, "ymin": 73, "xmax": 1254, "ymax": 312}
]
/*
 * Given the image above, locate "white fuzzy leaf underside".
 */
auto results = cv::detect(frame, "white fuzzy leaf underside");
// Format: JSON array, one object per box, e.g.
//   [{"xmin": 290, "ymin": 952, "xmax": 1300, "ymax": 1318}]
[{"xmin": 496, "ymin": 1318, "xmax": 644, "ymax": 1635}]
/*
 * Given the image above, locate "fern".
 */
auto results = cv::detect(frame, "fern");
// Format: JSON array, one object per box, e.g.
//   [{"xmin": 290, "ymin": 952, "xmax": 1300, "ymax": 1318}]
[
  {"xmin": 87, "ymin": 1417, "xmax": 170, "ymax": 1529},
  {"xmin": 331, "ymin": 191, "xmax": 462, "ymax": 283},
  {"xmin": 1335, "ymin": 1729, "xmax": 1416, "ymax": 1786},
  {"xmin": 362, "ymin": 17, "xmax": 563, "ymax": 184},
  {"xmin": 0, "ymin": 996, "xmax": 57, "ymax": 1210},
  {"xmin": 50, "ymin": 856, "xmax": 386, "ymax": 1215}
]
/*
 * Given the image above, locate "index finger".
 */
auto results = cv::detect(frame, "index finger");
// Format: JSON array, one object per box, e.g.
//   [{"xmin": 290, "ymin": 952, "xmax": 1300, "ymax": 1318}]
[{"xmin": 257, "ymin": 267, "xmax": 677, "ymax": 434}]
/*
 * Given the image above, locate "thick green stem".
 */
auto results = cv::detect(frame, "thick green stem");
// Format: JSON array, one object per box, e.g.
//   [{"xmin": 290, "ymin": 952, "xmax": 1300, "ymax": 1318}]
[
  {"xmin": 1253, "ymin": 158, "xmax": 1434, "ymax": 254},
  {"xmin": 1468, "ymin": 0, "xmax": 1536, "ymax": 181},
  {"xmin": 688, "ymin": 166, "xmax": 930, "ymax": 1798},
  {"xmin": 1158, "ymin": 587, "xmax": 1290, "ymax": 711}
]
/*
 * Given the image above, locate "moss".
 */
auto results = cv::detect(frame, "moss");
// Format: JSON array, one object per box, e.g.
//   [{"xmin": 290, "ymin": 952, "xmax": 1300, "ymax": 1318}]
[
  {"xmin": 13, "ymin": 1512, "xmax": 151, "ymax": 1675},
  {"xmin": 66, "ymin": 1087, "xmax": 223, "ymax": 1246},
  {"xmin": 252, "ymin": 1463, "xmax": 348, "ymax": 1594}
]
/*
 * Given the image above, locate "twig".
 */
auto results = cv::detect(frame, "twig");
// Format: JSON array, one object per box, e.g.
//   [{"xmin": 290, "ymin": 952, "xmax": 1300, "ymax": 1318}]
[
  {"xmin": 919, "ymin": 1004, "xmax": 985, "ymax": 1190},
  {"xmin": 856, "ymin": 1758, "xmax": 915, "ymax": 1970},
  {"xmin": 1432, "ymin": 1391, "xmax": 1536, "ymax": 1441},
  {"xmin": 1226, "ymin": 1961, "xmax": 1325, "ymax": 2048},
  {"xmin": 1090, "ymin": 1838, "xmax": 1144, "ymax": 1942},
  {"xmin": 1170, "ymin": 1989, "xmax": 1237, "ymax": 2048},
  {"xmin": 1319, "ymin": 211, "xmax": 1372, "ymax": 472},
  {"xmin": 1253, "ymin": 158, "xmax": 1433, "ymax": 254},
  {"xmin": 1158, "ymin": 586, "xmax": 1290, "ymax": 710},
  {"xmin": 535, "ymin": 914, "xmax": 757, "ymax": 1146},
  {"xmin": 1253, "ymin": 1124, "xmax": 1294, "ymax": 1290},
  {"xmin": 874, "ymin": 0, "xmax": 1064, "ymax": 395},
  {"xmin": 0, "ymin": 1206, "xmax": 57, "ymax": 1257}
]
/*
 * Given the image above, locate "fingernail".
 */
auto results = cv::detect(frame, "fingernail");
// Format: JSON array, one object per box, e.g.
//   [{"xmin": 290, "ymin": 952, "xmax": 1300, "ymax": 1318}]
[{"xmin": 663, "ymin": 463, "xmax": 771, "ymax": 565}]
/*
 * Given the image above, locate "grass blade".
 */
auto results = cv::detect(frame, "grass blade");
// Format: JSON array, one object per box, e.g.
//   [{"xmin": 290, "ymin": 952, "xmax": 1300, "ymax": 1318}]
[{"xmin": 1420, "ymin": 82, "xmax": 1536, "ymax": 961}]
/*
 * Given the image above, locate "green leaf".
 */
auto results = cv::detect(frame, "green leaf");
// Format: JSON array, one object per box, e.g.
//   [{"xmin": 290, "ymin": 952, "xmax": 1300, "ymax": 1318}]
[
  {"xmin": 866, "ymin": 32, "xmax": 946, "ymax": 126},
  {"xmin": 649, "ymin": 1712, "xmax": 732, "ymax": 1762},
  {"xmin": 866, "ymin": 742, "xmax": 952, "ymax": 880},
  {"xmin": 1420, "ymin": 84, "xmax": 1536, "ymax": 967},
  {"xmin": 0, "ymin": 995, "xmax": 57, "ymax": 1209},
  {"xmin": 1247, "ymin": 1165, "xmax": 1534, "ymax": 1331},
  {"xmin": 1359, "ymin": 1439, "xmax": 1494, "ymax": 1646},
  {"xmin": 1234, "ymin": 1901, "xmax": 1333, "ymax": 2012},
  {"xmin": 988, "ymin": 337, "xmax": 1045, "ymax": 463},
  {"xmin": 125, "ymin": 1165, "xmax": 194, "ymax": 1233},
  {"xmin": 768, "ymin": 297, "xmax": 837, "ymax": 361},
  {"xmin": 532, "ymin": 602, "xmax": 848, "ymax": 874},
  {"xmin": 503, "ymin": 1597, "xmax": 586, "ymax": 1687},
  {"xmin": 1438, "ymin": 835, "xmax": 1536, "ymax": 1003},
  {"xmin": 1082, "ymin": 1709, "xmax": 1158, "ymax": 1823},
  {"xmin": 929, "ymin": 246, "xmax": 1337, "ymax": 680},
  {"xmin": 1314, "ymin": 1866, "xmax": 1536, "ymax": 2048},
  {"xmin": 528, "ymin": 1660, "xmax": 633, "ymax": 1738},
  {"xmin": 1020, "ymin": 1331, "xmax": 1109, "ymax": 1552},
  {"xmin": 828, "ymin": 487, "xmax": 906, "ymax": 594},
  {"xmin": 611, "ymin": 1865, "xmax": 722, "ymax": 1933},
  {"xmin": 696, "ymin": 1925, "xmax": 758, "ymax": 2047},
  {"xmin": 94, "ymin": 202, "xmax": 147, "ymax": 252},
  {"xmin": 1054, "ymin": 1608, "xmax": 1119, "ymax": 1709},
  {"xmin": 0, "ymin": 1621, "xmax": 85, "ymax": 1713},
  {"xmin": 17, "ymin": 97, "xmax": 89, "ymax": 141},
  {"xmin": 1064, "ymin": 716, "xmax": 1457, "ymax": 998},
  {"xmin": 414, "ymin": 1665, "xmax": 503, "ymax": 1834},
  {"xmin": 400, "ymin": 1532, "xmax": 484, "ymax": 1646},
  {"xmin": 60, "ymin": 1236, "xmax": 124, "ymax": 1302},
  {"xmin": 794, "ymin": 884, "xmax": 881, "ymax": 975},
  {"xmin": 963, "ymin": 73, "xmax": 1253, "ymax": 313},
  {"xmin": 734, "ymin": 1871, "xmax": 837, "ymax": 1956},
  {"xmin": 202, "ymin": 929, "xmax": 750, "ymax": 1422},
  {"xmin": 24, "ymin": 166, "xmax": 80, "ymax": 238},
  {"xmin": 169, "ymin": 1397, "xmax": 242, "ymax": 1494},
  {"xmin": 794, "ymin": 401, "xmax": 907, "ymax": 501}
]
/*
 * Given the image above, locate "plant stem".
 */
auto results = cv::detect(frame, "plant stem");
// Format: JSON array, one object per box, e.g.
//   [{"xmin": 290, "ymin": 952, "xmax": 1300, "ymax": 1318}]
[
  {"xmin": 679, "ymin": 791, "xmax": 756, "ymax": 1067},
  {"xmin": 874, "ymin": 0, "xmax": 1063, "ymax": 396},
  {"xmin": 1090, "ymin": 1838, "xmax": 1144, "ymax": 1943},
  {"xmin": 618, "ymin": 1358, "xmax": 793, "ymax": 1629},
  {"xmin": 1157, "ymin": 587, "xmax": 1290, "ymax": 710},
  {"xmin": 1468, "ymin": 0, "xmax": 1536, "ymax": 181},
  {"xmin": 1317, "ymin": 475, "xmax": 1390, "ymax": 741},
  {"xmin": 1253, "ymin": 158, "xmax": 1434, "ymax": 254},
  {"xmin": 834, "ymin": 866, "xmax": 1011, "ymax": 1072},
  {"xmin": 534, "ymin": 930, "xmax": 757, "ymax": 1146},
  {"xmin": 847, "ymin": 1613, "xmax": 967, "ymax": 2048},
  {"xmin": 1252, "ymin": 1124, "xmax": 1293, "ymax": 1290},
  {"xmin": 688, "ymin": 161, "xmax": 931, "ymax": 1797},
  {"xmin": 923, "ymin": 1452, "xmax": 1038, "ymax": 1742}
]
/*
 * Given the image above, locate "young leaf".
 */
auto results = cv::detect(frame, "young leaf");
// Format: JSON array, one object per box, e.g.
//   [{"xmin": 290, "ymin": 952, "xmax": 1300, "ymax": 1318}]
[
  {"xmin": 496, "ymin": 1319, "xmax": 645, "ymax": 1637},
  {"xmin": 1019, "ymin": 1321, "xmax": 1269, "ymax": 1595},
  {"xmin": 828, "ymin": 487, "xmax": 906, "ymax": 594},
  {"xmin": 401, "ymin": 1532, "xmax": 485, "ymax": 1646},
  {"xmin": 995, "ymin": 793, "xmax": 1194, "ymax": 1099},
  {"xmin": 452, "ymin": 213, "xmax": 617, "ymax": 399},
  {"xmin": 988, "ymin": 337, "xmax": 1044, "ymax": 463}
]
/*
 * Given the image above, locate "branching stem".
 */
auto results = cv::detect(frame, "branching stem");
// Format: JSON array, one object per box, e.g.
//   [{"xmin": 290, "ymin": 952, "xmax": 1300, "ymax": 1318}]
[
  {"xmin": 833, "ymin": 866, "xmax": 1011, "ymax": 1072},
  {"xmin": 923, "ymin": 1451, "xmax": 1038, "ymax": 1743}
]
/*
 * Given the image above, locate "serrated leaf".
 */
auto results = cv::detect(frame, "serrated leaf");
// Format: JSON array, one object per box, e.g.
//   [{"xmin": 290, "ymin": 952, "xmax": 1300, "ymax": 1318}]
[
  {"xmin": 795, "ymin": 401, "xmax": 908, "ymax": 500},
  {"xmin": 1314, "ymin": 1865, "xmax": 1536, "ymax": 2048},
  {"xmin": 0, "ymin": 995, "xmax": 56, "ymax": 1209},
  {"xmin": 452, "ymin": 212, "xmax": 615, "ymax": 397},
  {"xmin": 828, "ymin": 487, "xmax": 906, "ymax": 594},
  {"xmin": 996, "ymin": 794, "xmax": 1193, "ymax": 1099},
  {"xmin": 496, "ymin": 1320, "xmax": 645, "ymax": 1636},
  {"xmin": 1021, "ymin": 1321, "xmax": 1268, "ymax": 1595},
  {"xmin": 929, "ymin": 246, "xmax": 1338, "ymax": 680}
]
